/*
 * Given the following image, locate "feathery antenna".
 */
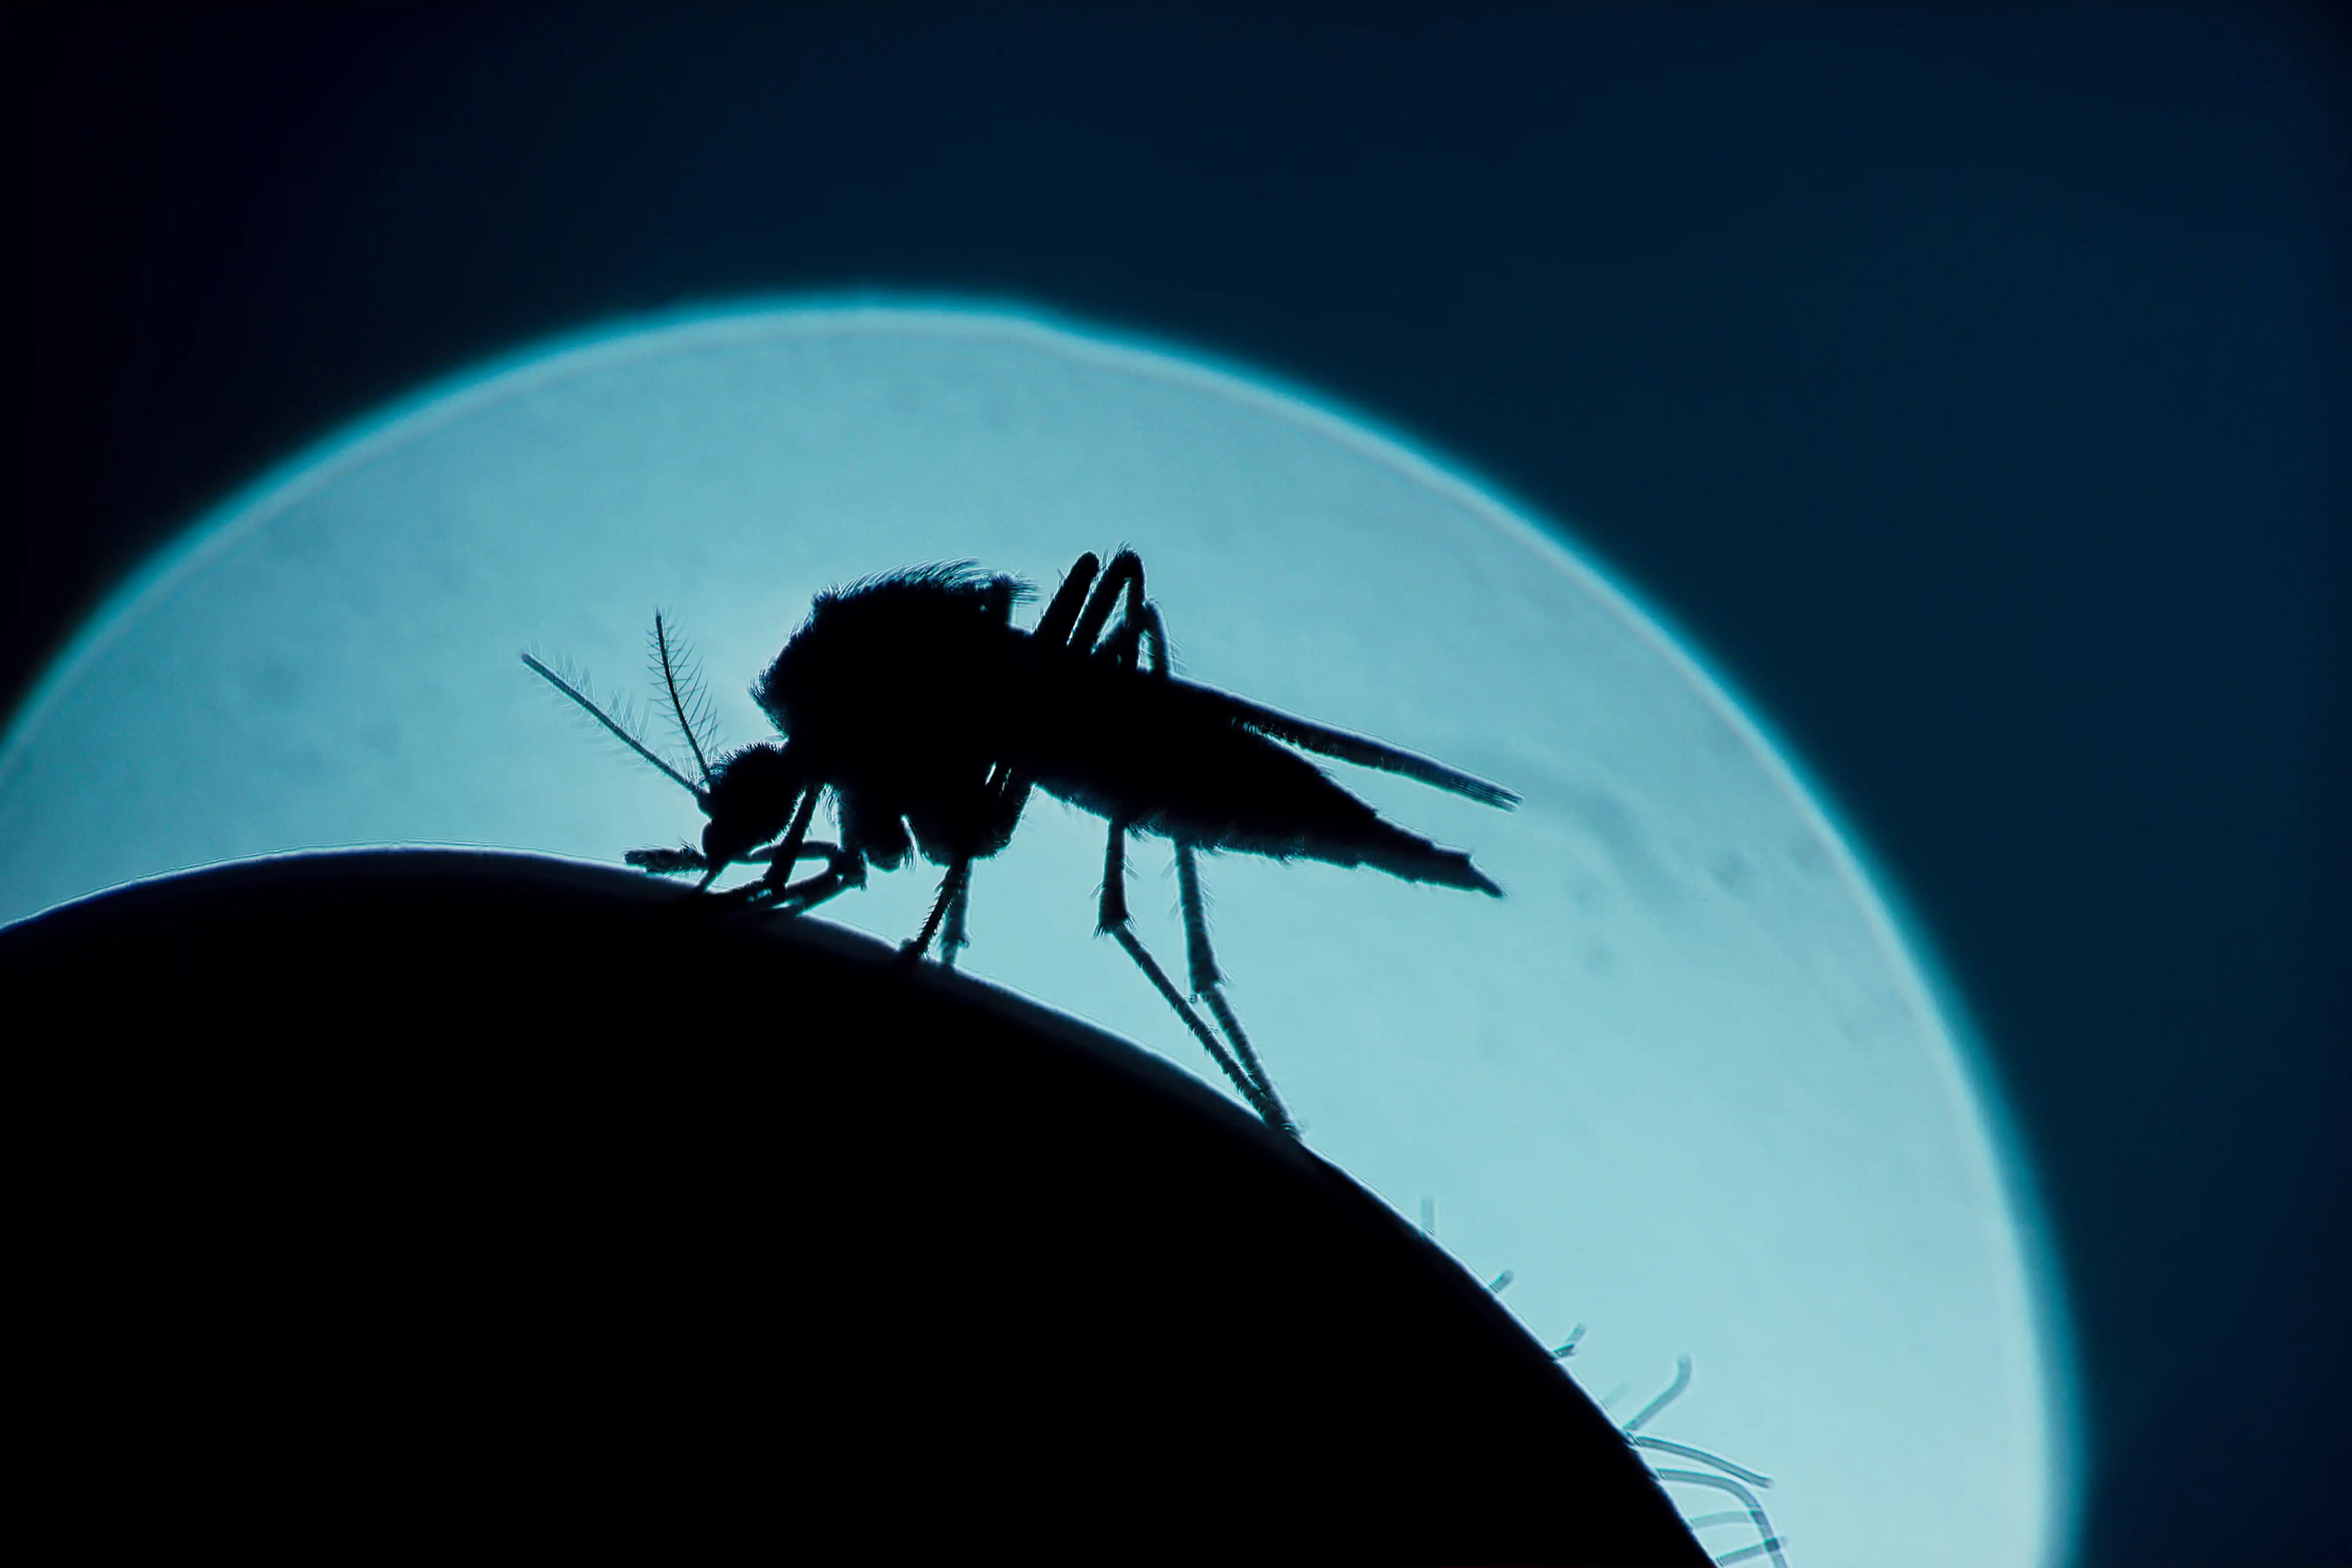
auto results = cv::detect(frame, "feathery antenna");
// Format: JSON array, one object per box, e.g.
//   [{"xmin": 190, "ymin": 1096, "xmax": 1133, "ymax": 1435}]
[
  {"xmin": 521, "ymin": 652, "xmax": 703, "ymax": 798},
  {"xmin": 650, "ymin": 611, "xmax": 720, "ymax": 790}
]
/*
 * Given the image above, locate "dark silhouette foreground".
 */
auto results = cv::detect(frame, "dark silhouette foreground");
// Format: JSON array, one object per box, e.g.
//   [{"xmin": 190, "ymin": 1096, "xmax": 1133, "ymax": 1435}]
[{"xmin": 7, "ymin": 850, "xmax": 1705, "ymax": 1566}]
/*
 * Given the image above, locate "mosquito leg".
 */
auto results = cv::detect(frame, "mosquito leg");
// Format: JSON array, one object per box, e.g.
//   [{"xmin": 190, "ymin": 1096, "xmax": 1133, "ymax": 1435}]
[
  {"xmin": 774, "ymin": 858, "xmax": 865, "ymax": 917},
  {"xmin": 702, "ymin": 836, "xmax": 856, "ymax": 908},
  {"xmin": 1080, "ymin": 588, "xmax": 1295, "ymax": 1135},
  {"xmin": 1099, "ymin": 817, "xmax": 1288, "ymax": 1132},
  {"xmin": 941, "ymin": 863, "xmax": 972, "ymax": 968},
  {"xmin": 1032, "ymin": 552, "xmax": 1101, "ymax": 651},
  {"xmin": 755, "ymin": 838, "xmax": 854, "ymax": 873},
  {"xmin": 761, "ymin": 839, "xmax": 861, "ymax": 889},
  {"xmin": 1070, "ymin": 549, "xmax": 1146, "ymax": 656},
  {"xmin": 750, "ymin": 788, "xmax": 821, "ymax": 900},
  {"xmin": 1173, "ymin": 841, "xmax": 1219, "ymax": 995},
  {"xmin": 1120, "ymin": 598, "xmax": 1295, "ymax": 1133},
  {"xmin": 1097, "ymin": 817, "xmax": 1130, "ymax": 932},
  {"xmin": 1000, "ymin": 554, "xmax": 1114, "ymax": 901},
  {"xmin": 1175, "ymin": 842, "xmax": 1294, "ymax": 1137},
  {"xmin": 1109, "ymin": 924, "xmax": 1286, "ymax": 1128},
  {"xmin": 1091, "ymin": 598, "xmax": 1167, "ymax": 685},
  {"xmin": 905, "ymin": 856, "xmax": 973, "ymax": 963}
]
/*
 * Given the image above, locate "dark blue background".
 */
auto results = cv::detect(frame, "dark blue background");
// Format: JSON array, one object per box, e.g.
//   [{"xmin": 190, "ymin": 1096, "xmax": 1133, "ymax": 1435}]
[{"xmin": 20, "ymin": 7, "xmax": 2347, "ymax": 1562}]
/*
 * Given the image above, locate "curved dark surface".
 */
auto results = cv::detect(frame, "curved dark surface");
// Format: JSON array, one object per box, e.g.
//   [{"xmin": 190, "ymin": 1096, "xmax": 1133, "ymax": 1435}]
[{"xmin": 7, "ymin": 850, "xmax": 1706, "ymax": 1567}]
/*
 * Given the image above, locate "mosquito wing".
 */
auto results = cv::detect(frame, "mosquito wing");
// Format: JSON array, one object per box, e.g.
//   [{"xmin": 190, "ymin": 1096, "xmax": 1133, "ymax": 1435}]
[{"xmin": 1169, "ymin": 679, "xmax": 1519, "ymax": 810}]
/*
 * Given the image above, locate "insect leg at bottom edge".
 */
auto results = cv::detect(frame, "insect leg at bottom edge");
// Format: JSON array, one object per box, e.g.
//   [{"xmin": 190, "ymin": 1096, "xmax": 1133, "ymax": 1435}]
[{"xmin": 1069, "ymin": 551, "xmax": 1295, "ymax": 1136}]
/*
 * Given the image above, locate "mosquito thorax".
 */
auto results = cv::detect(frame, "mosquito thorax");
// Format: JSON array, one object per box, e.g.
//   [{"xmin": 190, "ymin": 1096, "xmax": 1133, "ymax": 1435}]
[{"xmin": 755, "ymin": 565, "xmax": 1027, "ymax": 741}]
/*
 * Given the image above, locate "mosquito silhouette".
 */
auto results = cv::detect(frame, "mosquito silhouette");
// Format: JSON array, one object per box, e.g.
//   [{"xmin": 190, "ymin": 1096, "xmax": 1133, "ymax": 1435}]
[{"xmin": 525, "ymin": 549, "xmax": 1516, "ymax": 1136}]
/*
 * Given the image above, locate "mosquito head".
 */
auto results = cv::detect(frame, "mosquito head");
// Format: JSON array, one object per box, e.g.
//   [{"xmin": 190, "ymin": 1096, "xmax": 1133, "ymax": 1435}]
[{"xmin": 698, "ymin": 741, "xmax": 807, "ymax": 873}]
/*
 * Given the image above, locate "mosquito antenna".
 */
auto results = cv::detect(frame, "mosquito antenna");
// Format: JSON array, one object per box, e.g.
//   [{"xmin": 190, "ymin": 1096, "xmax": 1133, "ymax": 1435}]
[
  {"xmin": 522, "ymin": 652, "xmax": 702, "ymax": 798},
  {"xmin": 649, "ymin": 611, "xmax": 719, "ymax": 791}
]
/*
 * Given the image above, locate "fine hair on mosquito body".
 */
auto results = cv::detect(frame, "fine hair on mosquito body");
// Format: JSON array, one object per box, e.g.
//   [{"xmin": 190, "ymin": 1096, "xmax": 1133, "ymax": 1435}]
[{"xmin": 526, "ymin": 549, "xmax": 1517, "ymax": 1139}]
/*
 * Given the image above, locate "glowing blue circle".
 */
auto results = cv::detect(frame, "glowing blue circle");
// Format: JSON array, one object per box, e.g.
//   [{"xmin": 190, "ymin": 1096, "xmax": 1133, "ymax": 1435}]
[{"xmin": 0, "ymin": 302, "xmax": 2074, "ymax": 1566}]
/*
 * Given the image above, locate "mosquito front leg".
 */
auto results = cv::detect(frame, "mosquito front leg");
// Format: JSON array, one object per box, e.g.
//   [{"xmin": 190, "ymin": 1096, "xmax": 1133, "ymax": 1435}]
[
  {"xmin": 745, "ymin": 788, "xmax": 822, "ymax": 897},
  {"xmin": 648, "ymin": 835, "xmax": 855, "ymax": 885},
  {"xmin": 767, "ymin": 855, "xmax": 866, "ymax": 916},
  {"xmin": 702, "ymin": 786, "xmax": 862, "ymax": 912},
  {"xmin": 709, "ymin": 842, "xmax": 865, "ymax": 914}
]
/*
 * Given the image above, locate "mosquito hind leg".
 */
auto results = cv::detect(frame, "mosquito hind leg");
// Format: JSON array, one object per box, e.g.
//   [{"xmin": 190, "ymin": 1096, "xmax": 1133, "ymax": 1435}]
[
  {"xmin": 1031, "ymin": 552, "xmax": 1100, "ymax": 651},
  {"xmin": 1097, "ymin": 816, "xmax": 1290, "ymax": 1134},
  {"xmin": 1173, "ymin": 843, "xmax": 1218, "ymax": 995},
  {"xmin": 1031, "ymin": 549, "xmax": 1145, "ymax": 659},
  {"xmin": 1074, "ymin": 583, "xmax": 1298, "ymax": 1136},
  {"xmin": 1174, "ymin": 843, "xmax": 1293, "ymax": 1136},
  {"xmin": 706, "ymin": 788, "xmax": 865, "ymax": 914},
  {"xmin": 1102, "ymin": 593, "xmax": 1296, "ymax": 1136},
  {"xmin": 1069, "ymin": 549, "xmax": 1147, "ymax": 656}
]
